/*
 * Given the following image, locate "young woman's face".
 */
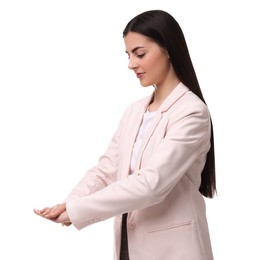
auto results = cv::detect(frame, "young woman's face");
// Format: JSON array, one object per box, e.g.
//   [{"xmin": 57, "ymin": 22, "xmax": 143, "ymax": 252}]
[{"xmin": 124, "ymin": 32, "xmax": 170, "ymax": 87}]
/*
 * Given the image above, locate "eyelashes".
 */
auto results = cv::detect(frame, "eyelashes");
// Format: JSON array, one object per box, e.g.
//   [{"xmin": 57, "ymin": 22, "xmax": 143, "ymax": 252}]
[
  {"xmin": 127, "ymin": 53, "xmax": 146, "ymax": 60},
  {"xmin": 137, "ymin": 53, "xmax": 145, "ymax": 58}
]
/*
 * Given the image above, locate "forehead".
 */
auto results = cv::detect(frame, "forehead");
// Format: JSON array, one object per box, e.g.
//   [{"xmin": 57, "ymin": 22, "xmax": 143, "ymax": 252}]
[{"xmin": 124, "ymin": 32, "xmax": 155, "ymax": 52}]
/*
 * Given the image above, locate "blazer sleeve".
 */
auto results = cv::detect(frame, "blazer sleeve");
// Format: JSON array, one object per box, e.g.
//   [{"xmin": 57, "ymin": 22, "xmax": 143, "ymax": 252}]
[{"xmin": 66, "ymin": 100, "xmax": 211, "ymax": 230}]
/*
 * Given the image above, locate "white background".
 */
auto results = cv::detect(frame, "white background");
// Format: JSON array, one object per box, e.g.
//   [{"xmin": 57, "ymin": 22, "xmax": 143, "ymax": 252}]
[{"xmin": 0, "ymin": 0, "xmax": 267, "ymax": 259}]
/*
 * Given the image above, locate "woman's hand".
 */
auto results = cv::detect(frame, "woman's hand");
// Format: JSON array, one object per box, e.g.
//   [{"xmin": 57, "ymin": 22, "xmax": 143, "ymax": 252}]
[{"xmin": 33, "ymin": 203, "xmax": 72, "ymax": 226}]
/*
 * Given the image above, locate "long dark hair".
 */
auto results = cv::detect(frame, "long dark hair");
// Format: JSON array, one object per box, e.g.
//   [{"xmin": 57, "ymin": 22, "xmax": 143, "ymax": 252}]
[{"xmin": 123, "ymin": 10, "xmax": 216, "ymax": 198}]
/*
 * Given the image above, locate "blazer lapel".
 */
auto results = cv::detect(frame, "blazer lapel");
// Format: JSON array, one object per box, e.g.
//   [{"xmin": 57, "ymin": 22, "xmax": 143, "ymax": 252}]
[
  {"xmin": 134, "ymin": 82, "xmax": 189, "ymax": 171},
  {"xmin": 120, "ymin": 95, "xmax": 152, "ymax": 177}
]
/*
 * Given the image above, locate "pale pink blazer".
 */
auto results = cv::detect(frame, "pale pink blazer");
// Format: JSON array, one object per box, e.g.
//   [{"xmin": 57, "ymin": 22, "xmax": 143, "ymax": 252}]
[{"xmin": 66, "ymin": 82, "xmax": 214, "ymax": 260}]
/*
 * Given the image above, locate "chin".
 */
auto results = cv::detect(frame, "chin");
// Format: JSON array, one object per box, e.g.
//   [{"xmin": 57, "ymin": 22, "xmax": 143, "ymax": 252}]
[{"xmin": 140, "ymin": 81, "xmax": 152, "ymax": 87}]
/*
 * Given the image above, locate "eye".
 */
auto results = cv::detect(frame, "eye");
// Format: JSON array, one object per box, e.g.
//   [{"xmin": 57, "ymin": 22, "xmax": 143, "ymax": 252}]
[{"xmin": 136, "ymin": 53, "xmax": 145, "ymax": 58}]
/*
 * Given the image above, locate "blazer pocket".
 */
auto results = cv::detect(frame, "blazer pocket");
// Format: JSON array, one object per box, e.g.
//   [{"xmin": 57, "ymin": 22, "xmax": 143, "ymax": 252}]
[{"xmin": 148, "ymin": 220, "xmax": 193, "ymax": 233}]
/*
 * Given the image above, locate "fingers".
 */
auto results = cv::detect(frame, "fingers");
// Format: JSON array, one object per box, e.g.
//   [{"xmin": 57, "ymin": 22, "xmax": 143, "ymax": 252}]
[
  {"xmin": 33, "ymin": 204, "xmax": 72, "ymax": 227},
  {"xmin": 33, "ymin": 203, "xmax": 66, "ymax": 220},
  {"xmin": 33, "ymin": 208, "xmax": 42, "ymax": 216},
  {"xmin": 54, "ymin": 211, "xmax": 71, "ymax": 224},
  {"xmin": 49, "ymin": 204, "xmax": 66, "ymax": 219}
]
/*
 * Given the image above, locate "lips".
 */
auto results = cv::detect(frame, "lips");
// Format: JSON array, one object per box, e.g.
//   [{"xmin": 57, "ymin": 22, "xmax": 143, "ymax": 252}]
[{"xmin": 136, "ymin": 72, "xmax": 144, "ymax": 78}]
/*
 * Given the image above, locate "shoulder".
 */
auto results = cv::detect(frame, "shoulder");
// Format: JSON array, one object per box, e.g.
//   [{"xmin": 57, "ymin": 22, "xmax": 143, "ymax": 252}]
[
  {"xmin": 185, "ymin": 92, "xmax": 209, "ymax": 112},
  {"xmin": 167, "ymin": 90, "xmax": 211, "ymax": 129},
  {"xmin": 175, "ymin": 90, "xmax": 210, "ymax": 117}
]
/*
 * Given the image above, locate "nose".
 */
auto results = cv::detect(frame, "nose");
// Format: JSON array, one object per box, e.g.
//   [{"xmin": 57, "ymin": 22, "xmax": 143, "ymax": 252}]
[{"xmin": 128, "ymin": 58, "xmax": 137, "ymax": 70}]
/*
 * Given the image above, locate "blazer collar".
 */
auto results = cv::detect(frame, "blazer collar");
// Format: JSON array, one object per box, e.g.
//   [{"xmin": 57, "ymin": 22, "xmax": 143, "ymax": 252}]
[{"xmin": 144, "ymin": 82, "xmax": 189, "ymax": 113}]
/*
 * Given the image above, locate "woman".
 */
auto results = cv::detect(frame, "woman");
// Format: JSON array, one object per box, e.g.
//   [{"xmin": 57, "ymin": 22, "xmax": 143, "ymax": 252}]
[{"xmin": 34, "ymin": 10, "xmax": 216, "ymax": 260}]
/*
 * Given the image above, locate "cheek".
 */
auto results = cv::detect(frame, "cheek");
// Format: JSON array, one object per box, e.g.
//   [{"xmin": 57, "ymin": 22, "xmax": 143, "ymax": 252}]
[
  {"xmin": 150, "ymin": 55, "xmax": 169, "ymax": 76},
  {"xmin": 145, "ymin": 54, "xmax": 163, "ymax": 71}
]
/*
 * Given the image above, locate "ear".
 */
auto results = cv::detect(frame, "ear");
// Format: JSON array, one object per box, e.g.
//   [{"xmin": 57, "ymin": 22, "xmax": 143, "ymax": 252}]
[
  {"xmin": 165, "ymin": 49, "xmax": 170, "ymax": 59},
  {"xmin": 161, "ymin": 48, "xmax": 170, "ymax": 59}
]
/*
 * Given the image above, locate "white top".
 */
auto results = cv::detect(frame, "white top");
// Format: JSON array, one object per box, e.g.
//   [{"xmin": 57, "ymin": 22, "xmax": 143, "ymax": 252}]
[{"xmin": 130, "ymin": 110, "xmax": 156, "ymax": 173}]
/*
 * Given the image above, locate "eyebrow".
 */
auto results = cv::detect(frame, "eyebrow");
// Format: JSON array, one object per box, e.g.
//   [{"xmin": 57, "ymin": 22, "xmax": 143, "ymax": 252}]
[{"xmin": 125, "ymin": 46, "xmax": 145, "ymax": 54}]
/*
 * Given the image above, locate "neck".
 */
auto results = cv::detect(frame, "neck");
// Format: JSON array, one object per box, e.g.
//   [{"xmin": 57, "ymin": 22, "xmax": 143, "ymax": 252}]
[{"xmin": 149, "ymin": 78, "xmax": 180, "ymax": 111}]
